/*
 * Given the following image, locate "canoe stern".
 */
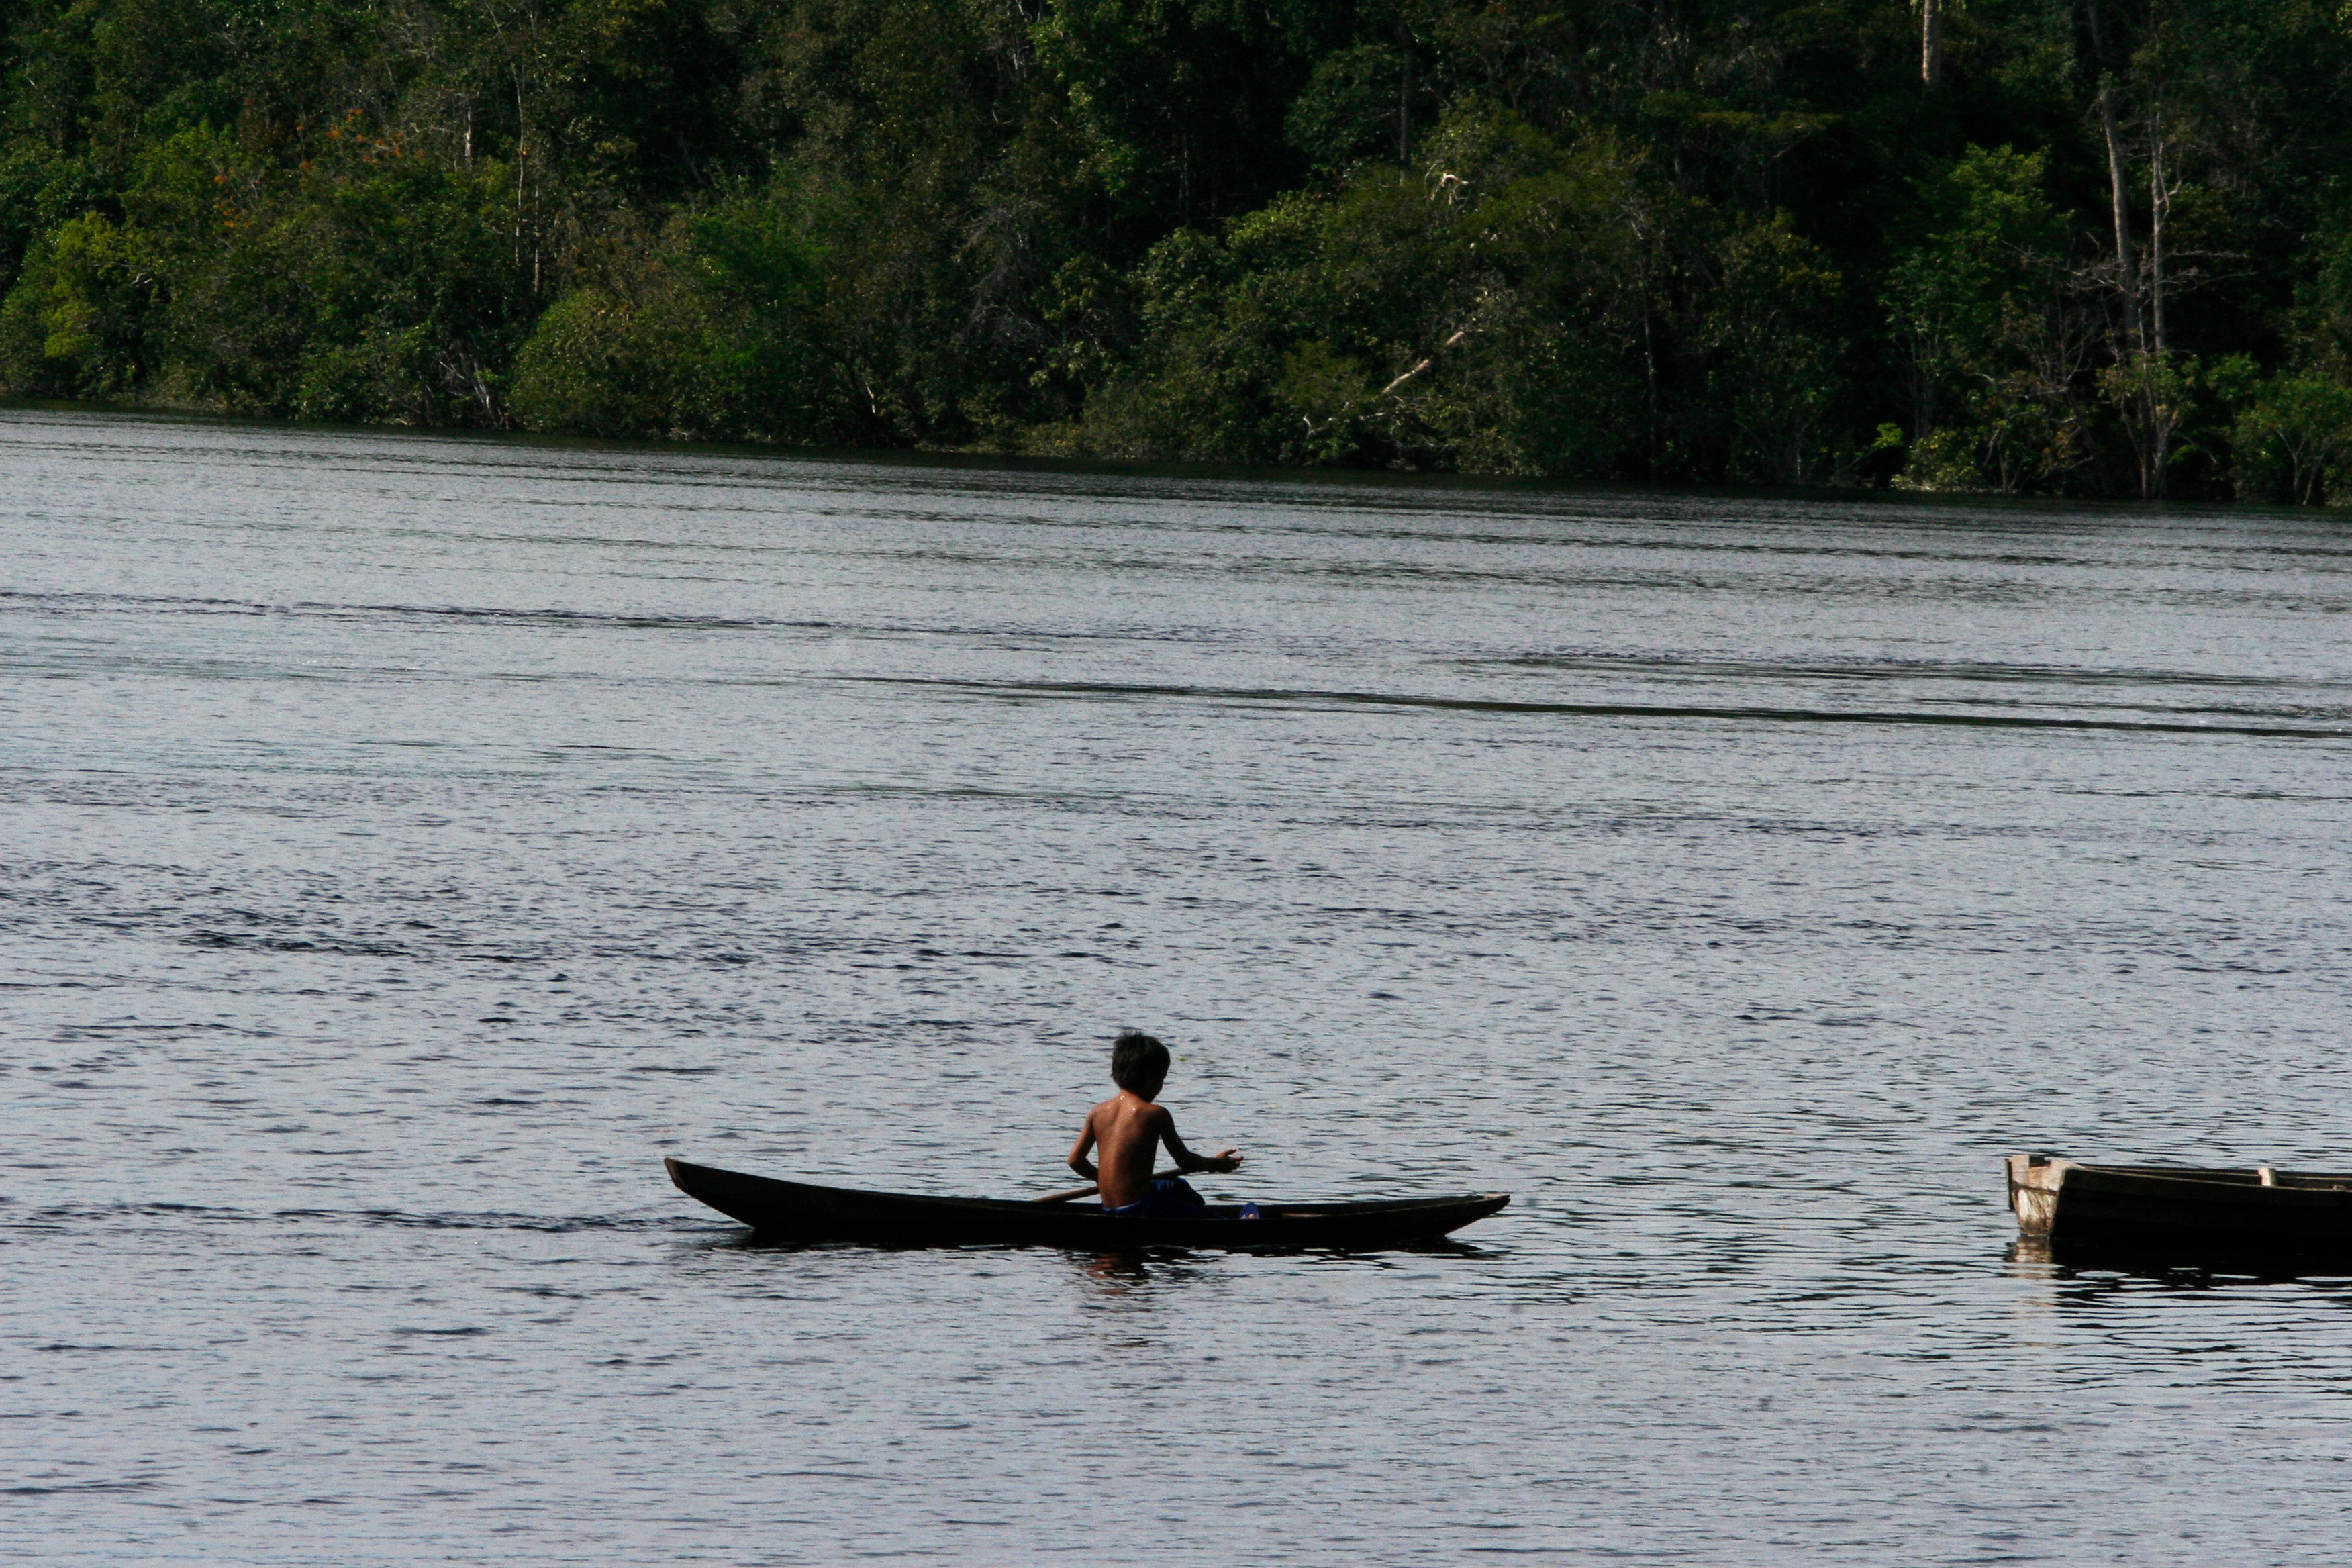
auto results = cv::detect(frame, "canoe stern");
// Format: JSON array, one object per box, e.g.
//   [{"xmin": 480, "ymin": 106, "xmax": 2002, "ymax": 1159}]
[{"xmin": 2005, "ymin": 1153, "xmax": 2071, "ymax": 1237}]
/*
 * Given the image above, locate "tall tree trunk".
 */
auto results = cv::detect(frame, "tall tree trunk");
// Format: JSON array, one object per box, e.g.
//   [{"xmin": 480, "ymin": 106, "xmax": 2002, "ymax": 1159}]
[
  {"xmin": 2142, "ymin": 105, "xmax": 2173, "ymax": 497},
  {"xmin": 1397, "ymin": 15, "xmax": 1412, "ymax": 164},
  {"xmin": 2097, "ymin": 83, "xmax": 2143, "ymax": 358},
  {"xmin": 2147, "ymin": 105, "xmax": 2169, "ymax": 360},
  {"xmin": 1921, "ymin": 0, "xmax": 1943, "ymax": 87},
  {"xmin": 2086, "ymin": 0, "xmax": 2157, "ymax": 497},
  {"xmin": 513, "ymin": 73, "xmax": 527, "ymax": 271}
]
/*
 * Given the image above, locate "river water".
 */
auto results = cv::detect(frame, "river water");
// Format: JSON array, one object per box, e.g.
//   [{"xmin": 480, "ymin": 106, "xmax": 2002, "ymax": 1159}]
[{"xmin": 5, "ymin": 407, "xmax": 2351, "ymax": 1565}]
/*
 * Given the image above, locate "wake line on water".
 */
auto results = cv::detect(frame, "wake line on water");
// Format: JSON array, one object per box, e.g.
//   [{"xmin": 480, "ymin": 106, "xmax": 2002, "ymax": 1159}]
[
  {"xmin": 848, "ymin": 676, "xmax": 2352, "ymax": 740},
  {"xmin": 1464, "ymin": 652, "xmax": 2351, "ymax": 691},
  {"xmin": 0, "ymin": 586, "xmax": 834, "ymax": 633},
  {"xmin": 5, "ymin": 1202, "xmax": 705, "ymax": 1234}
]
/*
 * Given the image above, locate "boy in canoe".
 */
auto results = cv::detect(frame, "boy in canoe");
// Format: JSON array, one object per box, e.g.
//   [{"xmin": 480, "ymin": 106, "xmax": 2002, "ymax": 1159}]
[{"xmin": 1067, "ymin": 1030, "xmax": 1242, "ymax": 1218}]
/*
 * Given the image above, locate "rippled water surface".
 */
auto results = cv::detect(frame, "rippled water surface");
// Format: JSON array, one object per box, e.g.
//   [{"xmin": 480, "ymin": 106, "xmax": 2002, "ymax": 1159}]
[{"xmin": 7, "ymin": 407, "xmax": 2352, "ymax": 1565}]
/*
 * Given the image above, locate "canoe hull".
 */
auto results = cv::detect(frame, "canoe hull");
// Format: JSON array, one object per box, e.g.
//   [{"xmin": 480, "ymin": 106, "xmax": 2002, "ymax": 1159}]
[
  {"xmin": 2006, "ymin": 1153, "xmax": 2352, "ymax": 1264},
  {"xmin": 667, "ymin": 1158, "xmax": 1508, "ymax": 1251}
]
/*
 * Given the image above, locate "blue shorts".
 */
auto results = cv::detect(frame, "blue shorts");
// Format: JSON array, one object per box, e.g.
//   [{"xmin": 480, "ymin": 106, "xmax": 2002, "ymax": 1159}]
[{"xmin": 1103, "ymin": 1176, "xmax": 1208, "ymax": 1219}]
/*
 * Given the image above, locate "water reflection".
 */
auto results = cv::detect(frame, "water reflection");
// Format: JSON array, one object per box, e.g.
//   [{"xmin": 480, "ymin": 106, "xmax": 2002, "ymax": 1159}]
[
  {"xmin": 1077, "ymin": 1250, "xmax": 1157, "ymax": 1293},
  {"xmin": 2004, "ymin": 1236, "xmax": 2352, "ymax": 1294},
  {"xmin": 1068, "ymin": 1248, "xmax": 1209, "ymax": 1304}
]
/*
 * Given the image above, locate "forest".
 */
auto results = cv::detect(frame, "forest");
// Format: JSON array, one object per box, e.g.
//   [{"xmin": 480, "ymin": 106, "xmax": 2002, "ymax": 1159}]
[{"xmin": 4, "ymin": 0, "xmax": 2351, "ymax": 499}]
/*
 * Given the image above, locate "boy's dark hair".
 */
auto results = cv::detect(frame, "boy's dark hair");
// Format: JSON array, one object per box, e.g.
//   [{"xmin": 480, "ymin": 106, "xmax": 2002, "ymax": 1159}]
[{"xmin": 1110, "ymin": 1030, "xmax": 1170, "ymax": 1093}]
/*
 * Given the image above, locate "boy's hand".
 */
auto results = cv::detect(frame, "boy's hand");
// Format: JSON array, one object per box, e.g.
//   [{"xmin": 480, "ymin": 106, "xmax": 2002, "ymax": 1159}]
[{"xmin": 1210, "ymin": 1148, "xmax": 1242, "ymax": 1173}]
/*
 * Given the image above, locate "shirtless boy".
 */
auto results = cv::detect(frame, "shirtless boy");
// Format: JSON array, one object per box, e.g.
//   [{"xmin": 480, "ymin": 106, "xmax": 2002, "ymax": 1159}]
[{"xmin": 1066, "ymin": 1030, "xmax": 1242, "ymax": 1217}]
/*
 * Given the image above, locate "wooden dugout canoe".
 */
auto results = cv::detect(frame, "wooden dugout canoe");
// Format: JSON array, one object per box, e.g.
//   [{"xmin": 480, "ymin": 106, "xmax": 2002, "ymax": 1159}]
[
  {"xmin": 2006, "ymin": 1153, "xmax": 2352, "ymax": 1263},
  {"xmin": 666, "ymin": 1157, "xmax": 1508, "ymax": 1251}
]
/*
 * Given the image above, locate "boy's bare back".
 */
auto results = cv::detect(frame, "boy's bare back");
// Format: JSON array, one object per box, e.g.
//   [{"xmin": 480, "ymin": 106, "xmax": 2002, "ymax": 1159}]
[{"xmin": 1078, "ymin": 1092, "xmax": 1173, "ymax": 1208}]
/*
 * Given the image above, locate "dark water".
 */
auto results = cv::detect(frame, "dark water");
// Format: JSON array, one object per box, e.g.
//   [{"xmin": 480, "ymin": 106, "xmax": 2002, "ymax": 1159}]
[{"xmin": 6, "ymin": 407, "xmax": 2352, "ymax": 1565}]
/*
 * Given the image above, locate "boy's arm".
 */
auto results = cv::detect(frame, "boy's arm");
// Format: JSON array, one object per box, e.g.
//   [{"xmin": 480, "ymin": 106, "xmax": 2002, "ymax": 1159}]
[
  {"xmin": 1155, "ymin": 1108, "xmax": 1242, "ymax": 1175},
  {"xmin": 1066, "ymin": 1112, "xmax": 1100, "ymax": 1181}
]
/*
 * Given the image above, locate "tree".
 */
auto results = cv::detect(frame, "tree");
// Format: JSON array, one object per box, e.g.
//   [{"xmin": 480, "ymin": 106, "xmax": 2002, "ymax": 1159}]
[
  {"xmin": 1703, "ymin": 215, "xmax": 1844, "ymax": 483},
  {"xmin": 1882, "ymin": 146, "xmax": 2067, "ymax": 487},
  {"xmin": 2231, "ymin": 371, "xmax": 2352, "ymax": 505}
]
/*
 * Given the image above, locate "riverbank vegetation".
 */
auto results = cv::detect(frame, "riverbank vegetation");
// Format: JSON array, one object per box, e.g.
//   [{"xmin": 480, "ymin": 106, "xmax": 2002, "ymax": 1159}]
[{"xmin": 5, "ymin": 1, "xmax": 2352, "ymax": 499}]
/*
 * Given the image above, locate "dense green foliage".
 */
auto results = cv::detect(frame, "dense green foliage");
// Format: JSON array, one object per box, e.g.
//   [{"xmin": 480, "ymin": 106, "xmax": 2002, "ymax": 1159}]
[{"xmin": 6, "ymin": 0, "xmax": 2352, "ymax": 497}]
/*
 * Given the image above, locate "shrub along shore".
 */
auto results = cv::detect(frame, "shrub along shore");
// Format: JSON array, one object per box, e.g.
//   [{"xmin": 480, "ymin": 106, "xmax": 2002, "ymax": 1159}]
[{"xmin": 5, "ymin": 1, "xmax": 2352, "ymax": 501}]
